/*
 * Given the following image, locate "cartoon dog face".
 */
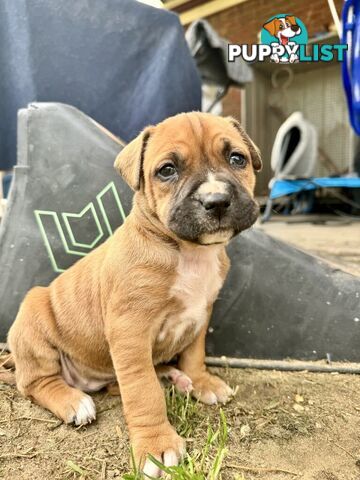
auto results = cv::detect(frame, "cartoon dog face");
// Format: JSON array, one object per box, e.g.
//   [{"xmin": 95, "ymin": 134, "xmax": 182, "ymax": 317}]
[{"xmin": 263, "ymin": 15, "xmax": 301, "ymax": 45}]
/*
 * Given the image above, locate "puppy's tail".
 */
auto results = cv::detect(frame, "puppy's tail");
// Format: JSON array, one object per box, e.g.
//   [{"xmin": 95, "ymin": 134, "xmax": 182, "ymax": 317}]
[{"xmin": 0, "ymin": 353, "xmax": 16, "ymax": 385}]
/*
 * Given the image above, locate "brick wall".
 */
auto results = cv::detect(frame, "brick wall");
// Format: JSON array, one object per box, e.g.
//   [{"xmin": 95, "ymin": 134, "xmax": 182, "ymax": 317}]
[{"xmin": 204, "ymin": 0, "xmax": 343, "ymax": 119}]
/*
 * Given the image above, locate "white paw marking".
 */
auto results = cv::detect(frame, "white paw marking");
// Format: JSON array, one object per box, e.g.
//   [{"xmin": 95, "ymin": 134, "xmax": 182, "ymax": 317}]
[
  {"xmin": 72, "ymin": 395, "xmax": 96, "ymax": 426},
  {"xmin": 143, "ymin": 449, "xmax": 180, "ymax": 478},
  {"xmin": 163, "ymin": 449, "xmax": 180, "ymax": 467},
  {"xmin": 143, "ymin": 456, "xmax": 162, "ymax": 478}
]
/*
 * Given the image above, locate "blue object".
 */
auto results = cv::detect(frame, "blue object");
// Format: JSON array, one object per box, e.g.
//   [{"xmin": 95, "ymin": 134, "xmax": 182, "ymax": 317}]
[
  {"xmin": 342, "ymin": 0, "xmax": 360, "ymax": 135},
  {"xmin": 0, "ymin": 0, "xmax": 201, "ymax": 170},
  {"xmin": 2, "ymin": 173, "xmax": 12, "ymax": 198},
  {"xmin": 270, "ymin": 176, "xmax": 360, "ymax": 199}
]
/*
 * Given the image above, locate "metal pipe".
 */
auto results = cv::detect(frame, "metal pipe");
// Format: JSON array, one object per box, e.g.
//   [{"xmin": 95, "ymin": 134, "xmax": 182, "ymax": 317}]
[
  {"xmin": 327, "ymin": 0, "xmax": 342, "ymax": 36},
  {"xmin": 206, "ymin": 356, "xmax": 360, "ymax": 374}
]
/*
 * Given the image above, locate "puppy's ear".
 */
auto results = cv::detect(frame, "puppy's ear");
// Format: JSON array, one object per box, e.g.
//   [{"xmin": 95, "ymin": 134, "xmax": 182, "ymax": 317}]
[
  {"xmin": 227, "ymin": 117, "xmax": 262, "ymax": 172},
  {"xmin": 263, "ymin": 18, "xmax": 277, "ymax": 36},
  {"xmin": 114, "ymin": 126, "xmax": 154, "ymax": 191},
  {"xmin": 285, "ymin": 15, "xmax": 296, "ymax": 25}
]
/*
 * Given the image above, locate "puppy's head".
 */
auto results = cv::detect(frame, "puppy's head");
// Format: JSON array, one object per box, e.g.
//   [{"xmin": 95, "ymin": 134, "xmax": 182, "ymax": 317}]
[
  {"xmin": 263, "ymin": 16, "xmax": 301, "ymax": 44},
  {"xmin": 115, "ymin": 113, "xmax": 262, "ymax": 245}
]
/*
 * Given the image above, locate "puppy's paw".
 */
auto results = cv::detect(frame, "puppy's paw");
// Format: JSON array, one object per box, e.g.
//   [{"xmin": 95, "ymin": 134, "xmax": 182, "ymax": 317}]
[
  {"xmin": 191, "ymin": 372, "xmax": 233, "ymax": 405},
  {"xmin": 132, "ymin": 424, "xmax": 185, "ymax": 478},
  {"xmin": 143, "ymin": 449, "xmax": 179, "ymax": 478},
  {"xmin": 157, "ymin": 366, "xmax": 193, "ymax": 394},
  {"xmin": 171, "ymin": 370, "xmax": 193, "ymax": 394},
  {"xmin": 67, "ymin": 394, "xmax": 96, "ymax": 426}
]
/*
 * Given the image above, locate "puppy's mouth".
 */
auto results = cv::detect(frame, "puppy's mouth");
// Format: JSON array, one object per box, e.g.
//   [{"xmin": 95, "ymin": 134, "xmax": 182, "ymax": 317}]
[
  {"xmin": 198, "ymin": 228, "xmax": 234, "ymax": 245},
  {"xmin": 167, "ymin": 195, "xmax": 260, "ymax": 245},
  {"xmin": 279, "ymin": 33, "xmax": 289, "ymax": 45}
]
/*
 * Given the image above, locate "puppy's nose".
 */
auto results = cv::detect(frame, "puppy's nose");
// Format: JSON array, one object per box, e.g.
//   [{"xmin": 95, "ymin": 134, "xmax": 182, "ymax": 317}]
[
  {"xmin": 291, "ymin": 25, "xmax": 299, "ymax": 32},
  {"xmin": 199, "ymin": 192, "xmax": 231, "ymax": 211}
]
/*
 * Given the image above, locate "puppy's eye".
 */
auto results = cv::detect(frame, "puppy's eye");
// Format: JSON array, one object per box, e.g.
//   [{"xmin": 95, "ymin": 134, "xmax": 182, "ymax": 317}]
[
  {"xmin": 157, "ymin": 163, "xmax": 177, "ymax": 180},
  {"xmin": 279, "ymin": 24, "xmax": 284, "ymax": 30},
  {"xmin": 229, "ymin": 152, "xmax": 247, "ymax": 168}
]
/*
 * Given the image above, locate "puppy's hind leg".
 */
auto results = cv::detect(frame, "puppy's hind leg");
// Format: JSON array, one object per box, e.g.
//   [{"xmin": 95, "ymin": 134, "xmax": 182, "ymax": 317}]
[
  {"xmin": 8, "ymin": 287, "xmax": 96, "ymax": 426},
  {"xmin": 105, "ymin": 366, "xmax": 194, "ymax": 397},
  {"xmin": 156, "ymin": 365, "xmax": 193, "ymax": 394}
]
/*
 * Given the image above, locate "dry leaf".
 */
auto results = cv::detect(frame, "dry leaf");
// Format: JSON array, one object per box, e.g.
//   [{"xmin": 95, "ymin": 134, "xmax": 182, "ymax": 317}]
[
  {"xmin": 293, "ymin": 403, "xmax": 304, "ymax": 413},
  {"xmin": 240, "ymin": 424, "xmax": 251, "ymax": 437}
]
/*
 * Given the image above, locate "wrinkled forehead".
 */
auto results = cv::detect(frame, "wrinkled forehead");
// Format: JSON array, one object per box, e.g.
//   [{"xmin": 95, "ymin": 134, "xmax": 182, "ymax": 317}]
[{"xmin": 144, "ymin": 114, "xmax": 249, "ymax": 166}]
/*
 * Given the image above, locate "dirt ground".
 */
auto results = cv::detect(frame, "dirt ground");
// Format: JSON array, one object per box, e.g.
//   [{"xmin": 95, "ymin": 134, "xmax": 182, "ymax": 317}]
[
  {"xmin": 1, "ymin": 367, "xmax": 360, "ymax": 480},
  {"xmin": 1, "ymin": 220, "xmax": 359, "ymax": 480},
  {"xmin": 258, "ymin": 219, "xmax": 360, "ymax": 276}
]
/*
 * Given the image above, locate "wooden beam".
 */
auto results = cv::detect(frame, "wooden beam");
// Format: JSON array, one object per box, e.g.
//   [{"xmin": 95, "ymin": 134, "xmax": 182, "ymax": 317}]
[
  {"xmin": 179, "ymin": 0, "xmax": 249, "ymax": 25},
  {"xmin": 164, "ymin": 0, "xmax": 192, "ymax": 9}
]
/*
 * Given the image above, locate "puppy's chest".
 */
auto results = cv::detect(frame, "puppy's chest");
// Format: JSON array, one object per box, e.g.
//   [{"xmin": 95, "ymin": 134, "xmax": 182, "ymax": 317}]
[{"xmin": 155, "ymin": 246, "xmax": 223, "ymax": 359}]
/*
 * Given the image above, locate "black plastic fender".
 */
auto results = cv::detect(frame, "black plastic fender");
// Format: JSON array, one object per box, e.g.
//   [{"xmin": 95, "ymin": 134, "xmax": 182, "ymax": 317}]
[{"xmin": 0, "ymin": 103, "xmax": 359, "ymax": 362}]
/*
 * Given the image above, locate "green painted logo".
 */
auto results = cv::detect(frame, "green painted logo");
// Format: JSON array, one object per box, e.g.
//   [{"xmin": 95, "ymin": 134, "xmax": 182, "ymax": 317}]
[{"xmin": 34, "ymin": 182, "xmax": 126, "ymax": 273}]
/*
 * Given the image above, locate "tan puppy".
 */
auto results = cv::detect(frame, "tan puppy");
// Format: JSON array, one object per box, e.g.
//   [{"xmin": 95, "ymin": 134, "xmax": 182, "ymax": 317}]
[{"xmin": 7, "ymin": 112, "xmax": 261, "ymax": 476}]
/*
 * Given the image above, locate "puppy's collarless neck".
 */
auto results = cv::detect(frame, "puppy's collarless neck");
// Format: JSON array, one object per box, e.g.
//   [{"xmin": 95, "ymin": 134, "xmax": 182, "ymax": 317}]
[
  {"xmin": 131, "ymin": 201, "xmax": 179, "ymax": 249},
  {"xmin": 178, "ymin": 239, "xmax": 225, "ymax": 257}
]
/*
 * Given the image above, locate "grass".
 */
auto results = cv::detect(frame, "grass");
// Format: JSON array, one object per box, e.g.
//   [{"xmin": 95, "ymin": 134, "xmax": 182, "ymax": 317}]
[
  {"xmin": 123, "ymin": 388, "xmax": 230, "ymax": 479},
  {"xmin": 64, "ymin": 459, "xmax": 99, "ymax": 480},
  {"xmin": 165, "ymin": 386, "xmax": 204, "ymax": 438}
]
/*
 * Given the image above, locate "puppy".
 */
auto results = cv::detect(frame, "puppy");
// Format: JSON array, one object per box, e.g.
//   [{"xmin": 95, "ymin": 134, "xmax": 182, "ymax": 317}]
[
  {"xmin": 7, "ymin": 112, "xmax": 261, "ymax": 476},
  {"xmin": 263, "ymin": 15, "xmax": 302, "ymax": 63}
]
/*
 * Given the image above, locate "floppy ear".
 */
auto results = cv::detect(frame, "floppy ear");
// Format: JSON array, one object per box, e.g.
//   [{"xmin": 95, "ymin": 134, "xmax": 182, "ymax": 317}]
[
  {"xmin": 285, "ymin": 15, "xmax": 296, "ymax": 25},
  {"xmin": 227, "ymin": 118, "xmax": 262, "ymax": 172},
  {"xmin": 114, "ymin": 126, "xmax": 153, "ymax": 191},
  {"xmin": 263, "ymin": 18, "xmax": 277, "ymax": 36}
]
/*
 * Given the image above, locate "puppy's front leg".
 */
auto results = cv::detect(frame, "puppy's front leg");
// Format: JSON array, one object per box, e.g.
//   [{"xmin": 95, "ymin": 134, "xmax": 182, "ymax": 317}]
[
  {"xmin": 106, "ymin": 319, "xmax": 185, "ymax": 476},
  {"xmin": 178, "ymin": 308, "xmax": 233, "ymax": 405}
]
